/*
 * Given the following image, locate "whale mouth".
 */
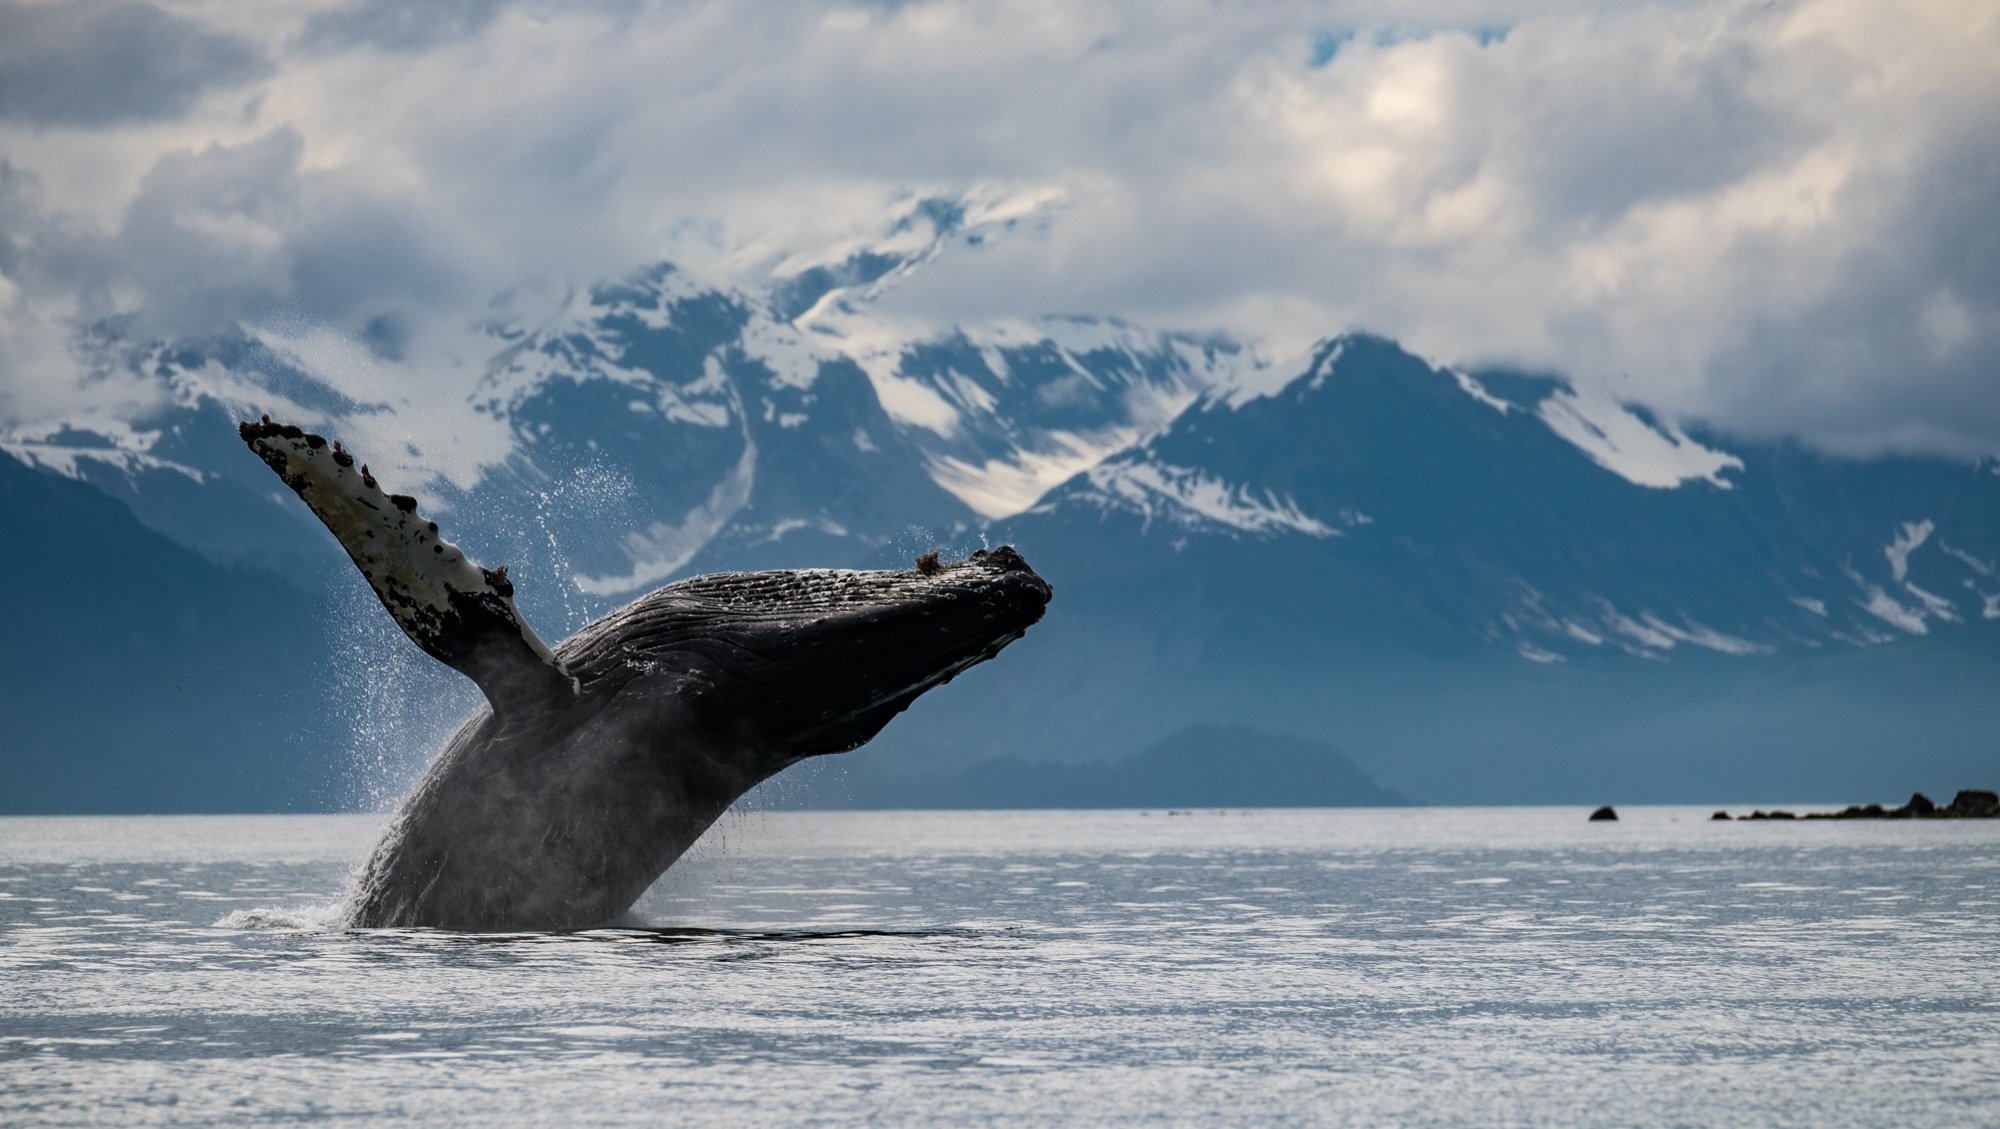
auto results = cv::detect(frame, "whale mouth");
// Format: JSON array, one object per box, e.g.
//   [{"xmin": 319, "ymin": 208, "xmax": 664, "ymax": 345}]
[{"xmin": 770, "ymin": 546, "xmax": 1051, "ymax": 756}]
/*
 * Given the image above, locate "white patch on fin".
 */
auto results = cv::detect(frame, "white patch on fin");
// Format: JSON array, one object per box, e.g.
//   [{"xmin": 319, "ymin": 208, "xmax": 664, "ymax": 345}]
[{"xmin": 241, "ymin": 418, "xmax": 569, "ymax": 704}]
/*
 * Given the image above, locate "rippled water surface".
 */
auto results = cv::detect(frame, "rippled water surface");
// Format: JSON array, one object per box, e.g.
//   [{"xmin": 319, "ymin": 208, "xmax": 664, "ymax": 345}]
[{"xmin": 3, "ymin": 807, "xmax": 1998, "ymax": 1126}]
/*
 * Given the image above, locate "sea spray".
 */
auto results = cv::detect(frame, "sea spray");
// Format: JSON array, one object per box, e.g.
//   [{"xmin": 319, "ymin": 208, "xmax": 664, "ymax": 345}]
[
  {"xmin": 215, "ymin": 904, "xmax": 346, "ymax": 931},
  {"xmin": 316, "ymin": 463, "xmax": 637, "ymax": 813},
  {"xmin": 533, "ymin": 463, "xmax": 637, "ymax": 636},
  {"xmin": 328, "ymin": 579, "xmax": 478, "ymax": 814}
]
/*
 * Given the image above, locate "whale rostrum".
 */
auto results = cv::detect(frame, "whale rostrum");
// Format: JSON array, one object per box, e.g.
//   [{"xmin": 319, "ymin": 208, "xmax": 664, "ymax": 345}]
[{"xmin": 241, "ymin": 417, "xmax": 1052, "ymax": 930}]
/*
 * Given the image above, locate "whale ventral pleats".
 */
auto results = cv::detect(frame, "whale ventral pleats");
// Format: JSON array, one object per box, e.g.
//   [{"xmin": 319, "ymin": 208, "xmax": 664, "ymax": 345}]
[{"xmin": 237, "ymin": 417, "xmax": 571, "ymax": 714}]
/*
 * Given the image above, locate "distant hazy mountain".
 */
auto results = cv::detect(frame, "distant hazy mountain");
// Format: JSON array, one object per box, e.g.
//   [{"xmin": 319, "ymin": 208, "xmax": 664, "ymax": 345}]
[
  {"xmin": 0, "ymin": 454, "xmax": 345, "ymax": 813},
  {"xmin": 764, "ymin": 724, "xmax": 1412, "ymax": 810},
  {"xmin": 4, "ymin": 214, "xmax": 1997, "ymax": 812}
]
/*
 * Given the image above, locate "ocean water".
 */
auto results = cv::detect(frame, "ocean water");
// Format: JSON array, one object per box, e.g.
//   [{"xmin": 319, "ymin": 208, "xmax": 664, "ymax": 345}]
[{"xmin": 2, "ymin": 806, "xmax": 1997, "ymax": 1126}]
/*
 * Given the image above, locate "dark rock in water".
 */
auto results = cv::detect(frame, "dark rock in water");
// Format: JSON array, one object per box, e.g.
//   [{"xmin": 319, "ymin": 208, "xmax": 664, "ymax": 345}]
[
  {"xmin": 1588, "ymin": 805, "xmax": 1617, "ymax": 821},
  {"xmin": 1948, "ymin": 789, "xmax": 2000, "ymax": 818},
  {"xmin": 1876, "ymin": 793, "xmax": 1930, "ymax": 819},
  {"xmin": 1799, "ymin": 789, "xmax": 1995, "ymax": 820},
  {"xmin": 1741, "ymin": 810, "xmax": 1797, "ymax": 820},
  {"xmin": 1711, "ymin": 811, "xmax": 1731, "ymax": 820},
  {"xmin": 1806, "ymin": 798, "xmax": 1897, "ymax": 820}
]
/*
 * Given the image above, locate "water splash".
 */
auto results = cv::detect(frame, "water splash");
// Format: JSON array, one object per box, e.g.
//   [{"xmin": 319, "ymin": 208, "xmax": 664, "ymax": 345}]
[
  {"xmin": 326, "ymin": 570, "xmax": 480, "ymax": 813},
  {"xmin": 214, "ymin": 904, "xmax": 344, "ymax": 931},
  {"xmin": 529, "ymin": 462, "xmax": 637, "ymax": 636}
]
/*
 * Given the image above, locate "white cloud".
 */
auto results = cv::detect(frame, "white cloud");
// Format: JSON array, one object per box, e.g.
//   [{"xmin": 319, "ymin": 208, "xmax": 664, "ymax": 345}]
[
  {"xmin": 1, "ymin": 0, "xmax": 1996, "ymax": 461},
  {"xmin": 0, "ymin": 0, "xmax": 268, "ymax": 128}
]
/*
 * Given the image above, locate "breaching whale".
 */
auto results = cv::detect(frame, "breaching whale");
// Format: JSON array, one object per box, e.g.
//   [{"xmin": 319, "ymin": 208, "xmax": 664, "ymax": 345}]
[{"xmin": 240, "ymin": 417, "xmax": 1050, "ymax": 931}]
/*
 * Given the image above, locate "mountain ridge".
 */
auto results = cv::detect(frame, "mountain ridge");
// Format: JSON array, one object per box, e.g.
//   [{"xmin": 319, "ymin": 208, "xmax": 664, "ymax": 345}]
[
  {"xmin": 758, "ymin": 724, "xmax": 1415, "ymax": 810},
  {"xmin": 3, "ymin": 234, "xmax": 1996, "ymax": 812},
  {"xmin": 0, "ymin": 452, "xmax": 347, "ymax": 813}
]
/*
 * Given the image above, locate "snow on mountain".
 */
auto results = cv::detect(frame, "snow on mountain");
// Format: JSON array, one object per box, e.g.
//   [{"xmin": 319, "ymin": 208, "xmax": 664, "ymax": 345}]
[
  {"xmin": 794, "ymin": 332, "xmax": 2000, "ymax": 804},
  {"xmin": 756, "ymin": 190, "xmax": 1248, "ymax": 520},
  {"xmin": 0, "ymin": 189, "xmax": 1242, "ymax": 609},
  {"xmin": 5, "ymin": 190, "xmax": 1994, "ymax": 667},
  {"xmin": 1012, "ymin": 334, "xmax": 2000, "ymax": 664},
  {"xmin": 1, "ymin": 428, "xmax": 205, "ymax": 485},
  {"xmin": 1528, "ymin": 386, "xmax": 1744, "ymax": 490},
  {"xmin": 1064, "ymin": 457, "xmax": 1343, "ymax": 539},
  {"xmin": 462, "ymin": 262, "xmax": 1243, "ymax": 603},
  {"xmin": 7, "ymin": 240, "xmax": 2000, "ymax": 808}
]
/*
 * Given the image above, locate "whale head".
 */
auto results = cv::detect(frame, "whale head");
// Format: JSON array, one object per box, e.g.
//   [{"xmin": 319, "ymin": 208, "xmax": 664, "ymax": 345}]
[{"xmin": 557, "ymin": 545, "xmax": 1053, "ymax": 769}]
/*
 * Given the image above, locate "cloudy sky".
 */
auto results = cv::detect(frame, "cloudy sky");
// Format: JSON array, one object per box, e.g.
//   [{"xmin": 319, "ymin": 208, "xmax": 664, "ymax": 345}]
[{"xmin": 1, "ymin": 0, "xmax": 1995, "ymax": 458}]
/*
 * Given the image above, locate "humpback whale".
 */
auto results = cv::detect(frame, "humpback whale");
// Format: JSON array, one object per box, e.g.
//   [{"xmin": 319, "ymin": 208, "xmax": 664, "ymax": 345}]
[{"xmin": 240, "ymin": 418, "xmax": 1050, "ymax": 931}]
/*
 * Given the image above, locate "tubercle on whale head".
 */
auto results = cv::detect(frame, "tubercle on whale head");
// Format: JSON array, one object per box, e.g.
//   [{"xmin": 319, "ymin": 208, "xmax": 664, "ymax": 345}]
[
  {"xmin": 950, "ymin": 543, "xmax": 1043, "ymax": 582},
  {"xmin": 875, "ymin": 545, "xmax": 1054, "ymax": 640}
]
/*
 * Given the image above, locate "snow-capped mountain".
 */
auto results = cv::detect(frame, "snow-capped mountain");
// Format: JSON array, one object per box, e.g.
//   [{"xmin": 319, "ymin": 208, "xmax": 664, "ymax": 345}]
[
  {"xmin": 1027, "ymin": 335, "xmax": 2000, "ymax": 661},
  {"xmin": 2, "ymin": 189, "xmax": 1244, "ymax": 635},
  {"xmin": 5, "ymin": 211, "xmax": 1997, "ymax": 812},
  {"xmin": 455, "ymin": 259, "xmax": 1241, "ymax": 614},
  {"xmin": 817, "ymin": 333, "xmax": 2000, "ymax": 806}
]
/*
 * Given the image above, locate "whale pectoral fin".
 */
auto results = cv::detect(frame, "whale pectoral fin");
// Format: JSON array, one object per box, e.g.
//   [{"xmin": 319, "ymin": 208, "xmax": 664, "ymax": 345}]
[{"xmin": 240, "ymin": 418, "xmax": 575, "ymax": 716}]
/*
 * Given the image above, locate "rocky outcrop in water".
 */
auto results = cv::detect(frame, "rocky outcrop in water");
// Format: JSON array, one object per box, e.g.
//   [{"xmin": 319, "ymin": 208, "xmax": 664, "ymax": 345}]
[
  {"xmin": 1715, "ymin": 790, "xmax": 1998, "ymax": 822},
  {"xmin": 1803, "ymin": 789, "xmax": 1999, "ymax": 820}
]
